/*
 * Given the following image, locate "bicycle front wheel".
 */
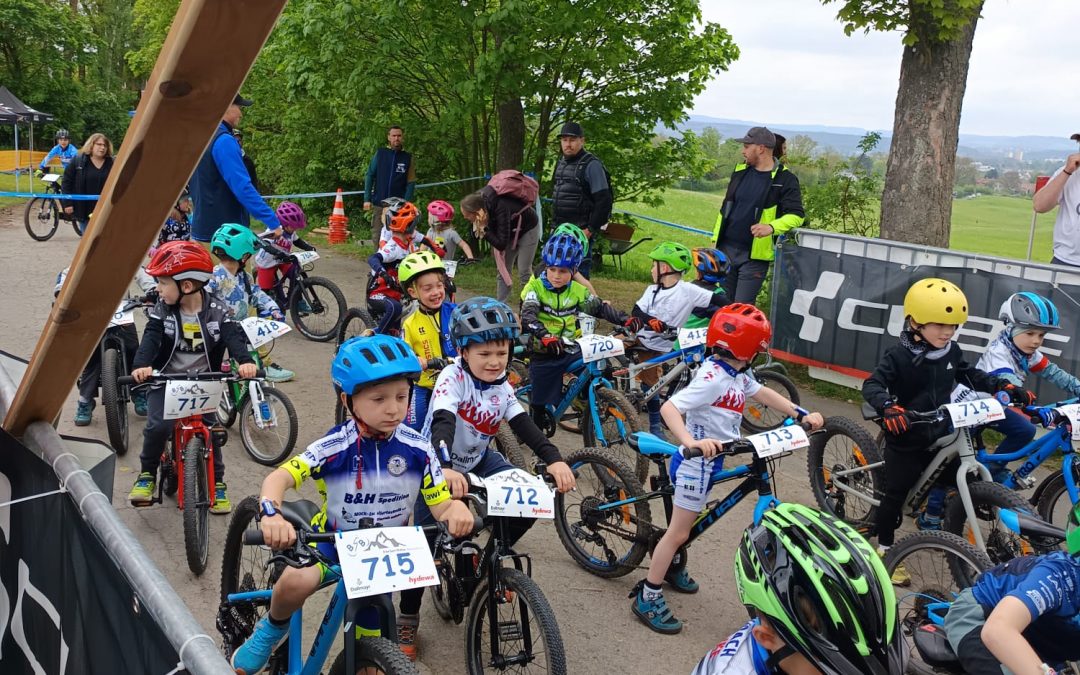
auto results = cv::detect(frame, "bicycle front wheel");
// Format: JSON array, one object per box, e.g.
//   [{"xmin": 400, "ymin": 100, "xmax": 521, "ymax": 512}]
[
  {"xmin": 465, "ymin": 568, "xmax": 566, "ymax": 675},
  {"xmin": 238, "ymin": 386, "xmax": 299, "ymax": 466},
  {"xmin": 338, "ymin": 306, "xmax": 376, "ymax": 345},
  {"xmin": 742, "ymin": 369, "xmax": 799, "ymax": 433},
  {"xmin": 291, "ymin": 275, "xmax": 347, "ymax": 342},
  {"xmin": 101, "ymin": 347, "xmax": 129, "ymax": 455},
  {"xmin": 580, "ymin": 386, "xmax": 648, "ymax": 484},
  {"xmin": 806, "ymin": 416, "xmax": 882, "ymax": 531},
  {"xmin": 24, "ymin": 197, "xmax": 60, "ymax": 241},
  {"xmin": 183, "ymin": 437, "xmax": 211, "ymax": 575},
  {"xmin": 328, "ymin": 638, "xmax": 419, "ymax": 675},
  {"xmin": 942, "ymin": 480, "xmax": 1057, "ymax": 565}
]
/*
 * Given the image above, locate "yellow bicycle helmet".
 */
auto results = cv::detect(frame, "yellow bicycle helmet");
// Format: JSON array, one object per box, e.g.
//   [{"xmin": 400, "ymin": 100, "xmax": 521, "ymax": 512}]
[
  {"xmin": 398, "ymin": 250, "xmax": 445, "ymax": 287},
  {"xmin": 903, "ymin": 278, "xmax": 968, "ymax": 325}
]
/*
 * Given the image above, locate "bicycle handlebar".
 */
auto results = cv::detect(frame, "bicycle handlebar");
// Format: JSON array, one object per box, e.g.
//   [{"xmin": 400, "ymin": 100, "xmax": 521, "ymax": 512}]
[
  {"xmin": 679, "ymin": 419, "xmax": 816, "ymax": 459},
  {"xmin": 117, "ymin": 369, "xmax": 266, "ymax": 387}
]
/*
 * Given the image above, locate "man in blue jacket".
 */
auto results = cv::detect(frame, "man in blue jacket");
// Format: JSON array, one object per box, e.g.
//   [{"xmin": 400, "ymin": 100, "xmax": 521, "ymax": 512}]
[
  {"xmin": 363, "ymin": 125, "xmax": 416, "ymax": 243},
  {"xmin": 190, "ymin": 94, "xmax": 280, "ymax": 244}
]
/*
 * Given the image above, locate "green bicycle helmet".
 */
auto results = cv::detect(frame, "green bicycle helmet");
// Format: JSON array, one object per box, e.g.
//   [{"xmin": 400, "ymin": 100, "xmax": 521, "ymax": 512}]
[
  {"xmin": 648, "ymin": 242, "xmax": 692, "ymax": 273},
  {"xmin": 1068, "ymin": 504, "xmax": 1080, "ymax": 556},
  {"xmin": 211, "ymin": 223, "xmax": 260, "ymax": 262},
  {"xmin": 398, "ymin": 250, "xmax": 445, "ymax": 287},
  {"xmin": 735, "ymin": 503, "xmax": 904, "ymax": 675},
  {"xmin": 553, "ymin": 222, "xmax": 589, "ymax": 252}
]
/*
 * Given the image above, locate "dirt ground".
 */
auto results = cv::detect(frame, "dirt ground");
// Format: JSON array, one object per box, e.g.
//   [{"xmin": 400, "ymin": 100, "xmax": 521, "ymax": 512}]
[{"xmin": 0, "ymin": 205, "xmax": 878, "ymax": 674}]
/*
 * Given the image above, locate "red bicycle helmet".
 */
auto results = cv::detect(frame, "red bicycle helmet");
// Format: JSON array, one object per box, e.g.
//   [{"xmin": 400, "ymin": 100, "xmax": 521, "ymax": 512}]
[
  {"xmin": 386, "ymin": 200, "xmax": 420, "ymax": 234},
  {"xmin": 145, "ymin": 240, "xmax": 214, "ymax": 283},
  {"xmin": 276, "ymin": 201, "xmax": 307, "ymax": 232},
  {"xmin": 706, "ymin": 303, "xmax": 772, "ymax": 361}
]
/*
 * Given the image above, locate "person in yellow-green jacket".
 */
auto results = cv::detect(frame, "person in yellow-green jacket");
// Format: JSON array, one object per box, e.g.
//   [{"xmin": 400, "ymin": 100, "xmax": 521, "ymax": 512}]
[{"xmin": 712, "ymin": 126, "xmax": 804, "ymax": 304}]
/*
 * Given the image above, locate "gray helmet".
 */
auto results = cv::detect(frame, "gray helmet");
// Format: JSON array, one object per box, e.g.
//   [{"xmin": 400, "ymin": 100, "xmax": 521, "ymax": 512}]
[
  {"xmin": 999, "ymin": 292, "xmax": 1060, "ymax": 332},
  {"xmin": 450, "ymin": 297, "xmax": 519, "ymax": 351},
  {"xmin": 55, "ymin": 129, "xmax": 69, "ymax": 141}
]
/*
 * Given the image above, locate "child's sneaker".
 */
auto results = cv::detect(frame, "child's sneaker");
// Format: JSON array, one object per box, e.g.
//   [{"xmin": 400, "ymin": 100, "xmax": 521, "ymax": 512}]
[
  {"xmin": 211, "ymin": 482, "xmax": 232, "ymax": 514},
  {"xmin": 131, "ymin": 389, "xmax": 148, "ymax": 416},
  {"xmin": 629, "ymin": 580, "xmax": 683, "ymax": 634},
  {"xmin": 265, "ymin": 363, "xmax": 295, "ymax": 383},
  {"xmin": 878, "ymin": 547, "xmax": 910, "ymax": 586},
  {"xmin": 74, "ymin": 400, "xmax": 94, "ymax": 426},
  {"xmin": 128, "ymin": 472, "xmax": 155, "ymax": 505},
  {"xmin": 915, "ymin": 512, "xmax": 942, "ymax": 531},
  {"xmin": 664, "ymin": 567, "xmax": 699, "ymax": 594},
  {"xmin": 396, "ymin": 614, "xmax": 419, "ymax": 661},
  {"xmin": 231, "ymin": 615, "xmax": 289, "ymax": 674}
]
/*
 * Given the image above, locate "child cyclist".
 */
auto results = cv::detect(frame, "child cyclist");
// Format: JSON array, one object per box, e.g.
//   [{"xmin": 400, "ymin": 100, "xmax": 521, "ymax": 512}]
[
  {"xmin": 128, "ymin": 241, "xmax": 257, "ymax": 514},
  {"xmin": 396, "ymin": 297, "xmax": 576, "ymax": 660},
  {"xmin": 945, "ymin": 515, "xmax": 1080, "ymax": 675},
  {"xmin": 425, "ymin": 199, "xmax": 477, "ymax": 262},
  {"xmin": 254, "ymin": 201, "xmax": 316, "ymax": 304},
  {"xmin": 367, "ymin": 199, "xmax": 445, "ymax": 336},
  {"xmin": 550, "ymin": 222, "xmax": 598, "ymax": 294},
  {"xmin": 631, "ymin": 242, "xmax": 729, "ymax": 437},
  {"xmin": 692, "ymin": 503, "xmax": 904, "ymax": 674},
  {"xmin": 229, "ymin": 335, "xmax": 475, "ymax": 674},
  {"xmin": 953, "ymin": 292, "xmax": 1080, "ymax": 481},
  {"xmin": 399, "ymin": 250, "xmax": 456, "ymax": 429},
  {"xmin": 207, "ymin": 223, "xmax": 294, "ymax": 383},
  {"xmin": 632, "ymin": 304, "xmax": 825, "ymax": 634},
  {"xmin": 520, "ymin": 232, "xmax": 641, "ymax": 431},
  {"xmin": 862, "ymin": 279, "xmax": 1033, "ymax": 563}
]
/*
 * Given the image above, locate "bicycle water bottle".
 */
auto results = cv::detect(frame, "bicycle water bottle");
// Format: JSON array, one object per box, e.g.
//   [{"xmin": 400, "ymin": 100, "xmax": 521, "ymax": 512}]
[{"xmin": 221, "ymin": 360, "xmax": 231, "ymax": 373}]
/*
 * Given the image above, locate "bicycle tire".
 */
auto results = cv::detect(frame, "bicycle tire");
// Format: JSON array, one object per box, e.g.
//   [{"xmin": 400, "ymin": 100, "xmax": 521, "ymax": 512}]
[
  {"xmin": 1035, "ymin": 464, "xmax": 1080, "ymax": 532},
  {"xmin": 183, "ymin": 436, "xmax": 211, "ymax": 575},
  {"xmin": 328, "ymin": 637, "xmax": 419, "ymax": 675},
  {"xmin": 24, "ymin": 197, "xmax": 59, "ymax": 241},
  {"xmin": 291, "ymin": 275, "xmax": 347, "ymax": 342},
  {"xmin": 338, "ymin": 306, "xmax": 376, "ymax": 346},
  {"xmin": 101, "ymin": 347, "xmax": 128, "ymax": 455},
  {"xmin": 554, "ymin": 447, "xmax": 651, "ymax": 578},
  {"xmin": 465, "ymin": 567, "xmax": 566, "ymax": 675},
  {"xmin": 494, "ymin": 425, "xmax": 528, "ymax": 469},
  {"xmin": 806, "ymin": 416, "xmax": 882, "ymax": 531},
  {"xmin": 741, "ymin": 369, "xmax": 800, "ymax": 433},
  {"xmin": 580, "ymin": 386, "xmax": 648, "ymax": 484},
  {"xmin": 238, "ymin": 386, "xmax": 299, "ymax": 466},
  {"xmin": 942, "ymin": 480, "xmax": 1056, "ymax": 565}
]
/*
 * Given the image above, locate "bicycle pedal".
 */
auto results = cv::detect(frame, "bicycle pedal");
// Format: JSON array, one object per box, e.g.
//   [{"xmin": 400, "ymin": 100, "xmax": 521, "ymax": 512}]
[
  {"xmin": 497, "ymin": 621, "xmax": 523, "ymax": 641},
  {"xmin": 1015, "ymin": 475, "xmax": 1037, "ymax": 490}
]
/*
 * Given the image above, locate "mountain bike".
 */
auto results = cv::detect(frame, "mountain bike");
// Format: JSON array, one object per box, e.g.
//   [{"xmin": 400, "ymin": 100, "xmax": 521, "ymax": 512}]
[
  {"xmin": 100, "ymin": 294, "xmax": 154, "ymax": 455},
  {"xmin": 429, "ymin": 467, "xmax": 566, "ymax": 674},
  {"xmin": 24, "ymin": 172, "xmax": 80, "ymax": 241},
  {"xmin": 217, "ymin": 497, "xmax": 437, "ymax": 675},
  {"xmin": 120, "ymin": 370, "xmax": 259, "ymax": 574},
  {"xmin": 257, "ymin": 242, "xmax": 347, "ymax": 342},
  {"xmin": 553, "ymin": 422, "xmax": 817, "ymax": 579}
]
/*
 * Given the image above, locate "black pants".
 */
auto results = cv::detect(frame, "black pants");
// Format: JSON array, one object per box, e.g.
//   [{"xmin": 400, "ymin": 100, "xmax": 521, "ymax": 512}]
[
  {"xmin": 719, "ymin": 245, "xmax": 770, "ymax": 305},
  {"xmin": 140, "ymin": 385, "xmax": 224, "ymax": 481},
  {"xmin": 876, "ymin": 445, "xmax": 957, "ymax": 546}
]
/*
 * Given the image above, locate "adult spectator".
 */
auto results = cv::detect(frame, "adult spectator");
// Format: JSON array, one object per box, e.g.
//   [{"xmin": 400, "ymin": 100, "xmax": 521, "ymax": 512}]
[
  {"xmin": 551, "ymin": 121, "xmax": 612, "ymax": 278},
  {"xmin": 772, "ymin": 133, "xmax": 787, "ymax": 161},
  {"xmin": 61, "ymin": 132, "xmax": 114, "ymax": 235},
  {"xmin": 460, "ymin": 187, "xmax": 540, "ymax": 303},
  {"xmin": 189, "ymin": 94, "xmax": 280, "ymax": 245},
  {"xmin": 711, "ymin": 126, "xmax": 805, "ymax": 304},
  {"xmin": 364, "ymin": 125, "xmax": 416, "ymax": 243},
  {"xmin": 1033, "ymin": 150, "xmax": 1080, "ymax": 267},
  {"xmin": 37, "ymin": 129, "xmax": 77, "ymax": 174}
]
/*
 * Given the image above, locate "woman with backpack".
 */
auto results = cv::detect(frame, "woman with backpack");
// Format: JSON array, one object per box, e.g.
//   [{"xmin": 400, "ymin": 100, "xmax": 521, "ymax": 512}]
[
  {"xmin": 460, "ymin": 171, "xmax": 540, "ymax": 302},
  {"xmin": 61, "ymin": 133, "xmax": 115, "ymax": 235}
]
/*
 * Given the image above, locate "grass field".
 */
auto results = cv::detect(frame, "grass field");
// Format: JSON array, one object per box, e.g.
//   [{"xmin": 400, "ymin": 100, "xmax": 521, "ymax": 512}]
[{"xmin": 0, "ymin": 171, "xmax": 38, "ymax": 208}]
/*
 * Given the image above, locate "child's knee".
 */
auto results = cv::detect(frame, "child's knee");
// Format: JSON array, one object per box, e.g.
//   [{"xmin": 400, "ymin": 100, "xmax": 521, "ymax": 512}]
[{"xmin": 274, "ymin": 565, "xmax": 321, "ymax": 600}]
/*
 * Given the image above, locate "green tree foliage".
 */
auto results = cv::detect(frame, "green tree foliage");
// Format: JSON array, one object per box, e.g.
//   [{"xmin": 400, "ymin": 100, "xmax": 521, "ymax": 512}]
[
  {"xmin": 798, "ymin": 132, "xmax": 884, "ymax": 238},
  {"xmin": 824, "ymin": 0, "xmax": 982, "ymax": 46}
]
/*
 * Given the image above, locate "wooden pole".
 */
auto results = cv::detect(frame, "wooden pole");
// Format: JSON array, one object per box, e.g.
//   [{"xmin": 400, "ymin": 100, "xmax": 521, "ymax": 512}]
[{"xmin": 4, "ymin": 0, "xmax": 288, "ymax": 435}]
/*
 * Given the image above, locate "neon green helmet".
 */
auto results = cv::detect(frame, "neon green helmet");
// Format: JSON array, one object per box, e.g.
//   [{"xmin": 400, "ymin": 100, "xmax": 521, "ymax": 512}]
[
  {"xmin": 398, "ymin": 250, "xmax": 445, "ymax": 287},
  {"xmin": 210, "ymin": 223, "xmax": 259, "ymax": 262},
  {"xmin": 1067, "ymin": 504, "xmax": 1080, "ymax": 556},
  {"xmin": 735, "ymin": 503, "xmax": 903, "ymax": 674},
  {"xmin": 648, "ymin": 242, "xmax": 692, "ymax": 273},
  {"xmin": 553, "ymin": 222, "xmax": 588, "ymax": 251}
]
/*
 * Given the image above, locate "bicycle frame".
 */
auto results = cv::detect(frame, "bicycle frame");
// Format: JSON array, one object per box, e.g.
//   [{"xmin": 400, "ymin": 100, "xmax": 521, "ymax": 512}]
[
  {"xmin": 982, "ymin": 425, "xmax": 1077, "ymax": 496},
  {"xmin": 614, "ymin": 344, "xmax": 705, "ymax": 404},
  {"xmin": 519, "ymin": 356, "xmax": 628, "ymax": 445},
  {"xmin": 220, "ymin": 350, "xmax": 266, "ymax": 415},
  {"xmin": 170, "ymin": 414, "xmax": 216, "ymax": 510}
]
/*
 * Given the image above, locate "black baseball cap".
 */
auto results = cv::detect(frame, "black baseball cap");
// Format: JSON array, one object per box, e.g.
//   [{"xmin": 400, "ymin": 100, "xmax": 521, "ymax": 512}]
[
  {"xmin": 736, "ymin": 126, "xmax": 776, "ymax": 148},
  {"xmin": 233, "ymin": 94, "xmax": 253, "ymax": 107},
  {"xmin": 557, "ymin": 122, "xmax": 584, "ymax": 138}
]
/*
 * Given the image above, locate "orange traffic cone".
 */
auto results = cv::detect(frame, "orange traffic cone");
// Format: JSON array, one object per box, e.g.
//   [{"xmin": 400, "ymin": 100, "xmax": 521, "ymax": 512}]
[{"xmin": 328, "ymin": 188, "xmax": 348, "ymax": 244}]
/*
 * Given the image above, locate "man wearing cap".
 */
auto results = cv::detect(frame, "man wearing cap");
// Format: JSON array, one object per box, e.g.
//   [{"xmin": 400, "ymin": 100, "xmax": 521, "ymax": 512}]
[
  {"xmin": 190, "ymin": 94, "xmax": 281, "ymax": 244},
  {"xmin": 551, "ymin": 121, "xmax": 612, "ymax": 278},
  {"xmin": 363, "ymin": 125, "xmax": 416, "ymax": 244},
  {"xmin": 711, "ymin": 126, "xmax": 805, "ymax": 304}
]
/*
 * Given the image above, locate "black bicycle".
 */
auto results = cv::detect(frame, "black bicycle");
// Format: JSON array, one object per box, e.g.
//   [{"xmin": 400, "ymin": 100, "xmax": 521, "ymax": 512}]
[
  {"xmin": 257, "ymin": 240, "xmax": 347, "ymax": 342},
  {"xmin": 100, "ymin": 294, "xmax": 154, "ymax": 454},
  {"xmin": 24, "ymin": 172, "xmax": 81, "ymax": 241}
]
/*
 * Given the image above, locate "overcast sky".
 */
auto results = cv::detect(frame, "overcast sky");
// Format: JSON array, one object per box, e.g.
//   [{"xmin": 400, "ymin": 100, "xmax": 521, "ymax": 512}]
[{"xmin": 695, "ymin": 0, "xmax": 1077, "ymax": 138}]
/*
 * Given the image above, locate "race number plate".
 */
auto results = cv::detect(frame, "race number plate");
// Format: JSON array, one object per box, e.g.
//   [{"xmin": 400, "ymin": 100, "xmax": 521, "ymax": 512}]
[
  {"xmin": 336, "ymin": 526, "xmax": 438, "ymax": 599},
  {"xmin": 576, "ymin": 334, "xmax": 624, "ymax": 363},
  {"xmin": 943, "ymin": 399, "xmax": 1005, "ymax": 428},
  {"xmin": 109, "ymin": 301, "xmax": 135, "ymax": 327},
  {"xmin": 443, "ymin": 260, "xmax": 458, "ymax": 278},
  {"xmin": 41, "ymin": 173, "xmax": 60, "ymax": 183},
  {"xmin": 240, "ymin": 316, "xmax": 291, "ymax": 348},
  {"xmin": 162, "ymin": 380, "xmax": 225, "ymax": 420},
  {"xmin": 480, "ymin": 469, "xmax": 555, "ymax": 519},
  {"xmin": 745, "ymin": 425, "xmax": 810, "ymax": 459},
  {"xmin": 292, "ymin": 250, "xmax": 320, "ymax": 266},
  {"xmin": 1054, "ymin": 403, "xmax": 1080, "ymax": 440},
  {"xmin": 578, "ymin": 313, "xmax": 596, "ymax": 336},
  {"xmin": 677, "ymin": 326, "xmax": 708, "ymax": 348}
]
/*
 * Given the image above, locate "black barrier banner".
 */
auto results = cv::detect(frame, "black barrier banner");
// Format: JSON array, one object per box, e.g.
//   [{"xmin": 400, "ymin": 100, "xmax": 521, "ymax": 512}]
[
  {"xmin": 0, "ymin": 427, "xmax": 180, "ymax": 675},
  {"xmin": 771, "ymin": 233, "xmax": 1080, "ymax": 401}
]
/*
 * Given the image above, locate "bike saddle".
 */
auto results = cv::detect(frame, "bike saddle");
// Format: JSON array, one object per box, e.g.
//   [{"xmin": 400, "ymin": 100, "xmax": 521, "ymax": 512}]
[
  {"xmin": 628, "ymin": 432, "xmax": 679, "ymax": 458},
  {"xmin": 912, "ymin": 623, "xmax": 964, "ymax": 672},
  {"xmin": 279, "ymin": 499, "xmax": 319, "ymax": 532}
]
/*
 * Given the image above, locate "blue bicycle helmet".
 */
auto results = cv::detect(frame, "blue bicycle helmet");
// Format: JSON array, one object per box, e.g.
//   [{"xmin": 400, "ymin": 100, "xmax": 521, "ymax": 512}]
[
  {"xmin": 692, "ymin": 247, "xmax": 730, "ymax": 284},
  {"xmin": 999, "ymin": 292, "xmax": 1060, "ymax": 332},
  {"xmin": 450, "ymin": 297, "xmax": 520, "ymax": 351},
  {"xmin": 332, "ymin": 335, "xmax": 421, "ymax": 394},
  {"xmin": 541, "ymin": 233, "xmax": 584, "ymax": 270}
]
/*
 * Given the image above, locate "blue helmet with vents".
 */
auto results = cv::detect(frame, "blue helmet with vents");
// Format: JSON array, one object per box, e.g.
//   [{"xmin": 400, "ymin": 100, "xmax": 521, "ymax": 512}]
[{"xmin": 332, "ymin": 335, "xmax": 421, "ymax": 394}]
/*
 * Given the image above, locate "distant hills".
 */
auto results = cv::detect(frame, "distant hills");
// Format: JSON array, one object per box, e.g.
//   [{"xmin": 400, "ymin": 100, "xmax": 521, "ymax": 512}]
[{"xmin": 668, "ymin": 115, "xmax": 1078, "ymax": 162}]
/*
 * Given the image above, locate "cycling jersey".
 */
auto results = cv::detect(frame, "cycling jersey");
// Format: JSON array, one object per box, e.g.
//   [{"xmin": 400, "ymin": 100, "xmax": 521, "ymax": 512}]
[
  {"xmin": 401, "ymin": 303, "xmax": 456, "ymax": 389},
  {"xmin": 668, "ymin": 356, "xmax": 761, "ymax": 443},
  {"xmin": 39, "ymin": 143, "xmax": 78, "ymax": 170},
  {"xmin": 692, "ymin": 620, "xmax": 772, "ymax": 675},
  {"xmin": 953, "ymin": 331, "xmax": 1080, "ymax": 402},
  {"xmin": 206, "ymin": 265, "xmax": 281, "ymax": 321},
  {"xmin": 423, "ymin": 362, "xmax": 525, "ymax": 472},
  {"xmin": 635, "ymin": 280, "xmax": 714, "ymax": 351},
  {"xmin": 282, "ymin": 419, "xmax": 450, "ymax": 531}
]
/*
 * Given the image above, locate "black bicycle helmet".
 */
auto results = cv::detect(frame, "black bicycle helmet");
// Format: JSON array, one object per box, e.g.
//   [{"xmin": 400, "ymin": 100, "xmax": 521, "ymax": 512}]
[{"xmin": 450, "ymin": 297, "xmax": 520, "ymax": 351}]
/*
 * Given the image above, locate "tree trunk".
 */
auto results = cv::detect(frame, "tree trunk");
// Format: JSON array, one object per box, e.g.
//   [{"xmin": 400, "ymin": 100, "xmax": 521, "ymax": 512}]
[
  {"xmin": 496, "ymin": 96, "xmax": 525, "ymax": 171},
  {"xmin": 879, "ymin": 6, "xmax": 981, "ymax": 247}
]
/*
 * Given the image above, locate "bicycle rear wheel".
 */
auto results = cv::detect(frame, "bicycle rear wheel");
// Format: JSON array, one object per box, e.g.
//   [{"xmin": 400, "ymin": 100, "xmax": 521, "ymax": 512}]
[
  {"xmin": 942, "ymin": 480, "xmax": 1057, "ymax": 565},
  {"xmin": 328, "ymin": 638, "xmax": 419, "ymax": 675},
  {"xmin": 806, "ymin": 416, "xmax": 882, "ymax": 531},
  {"xmin": 101, "ymin": 347, "xmax": 129, "ymax": 455},
  {"xmin": 183, "ymin": 437, "xmax": 211, "ymax": 575},
  {"xmin": 580, "ymin": 386, "xmax": 648, "ymax": 484},
  {"xmin": 338, "ymin": 306, "xmax": 376, "ymax": 345},
  {"xmin": 24, "ymin": 197, "xmax": 60, "ymax": 241},
  {"xmin": 741, "ymin": 369, "xmax": 799, "ymax": 433},
  {"xmin": 465, "ymin": 568, "xmax": 566, "ymax": 675},
  {"xmin": 238, "ymin": 386, "xmax": 299, "ymax": 466},
  {"xmin": 291, "ymin": 276, "xmax": 347, "ymax": 342},
  {"xmin": 1035, "ymin": 463, "xmax": 1080, "ymax": 532}
]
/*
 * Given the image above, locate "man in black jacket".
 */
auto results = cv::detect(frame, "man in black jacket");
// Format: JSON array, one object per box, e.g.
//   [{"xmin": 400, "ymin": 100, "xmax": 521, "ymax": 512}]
[{"xmin": 551, "ymin": 122, "xmax": 612, "ymax": 278}]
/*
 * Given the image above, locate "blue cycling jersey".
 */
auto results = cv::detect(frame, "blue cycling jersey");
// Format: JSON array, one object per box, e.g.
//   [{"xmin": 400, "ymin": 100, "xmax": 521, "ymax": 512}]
[{"xmin": 39, "ymin": 144, "xmax": 78, "ymax": 170}]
